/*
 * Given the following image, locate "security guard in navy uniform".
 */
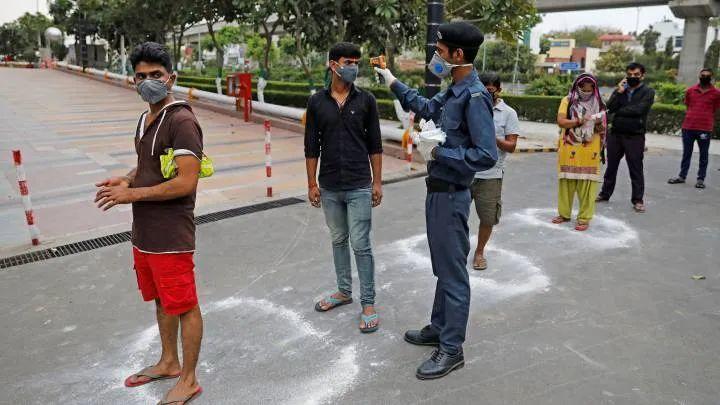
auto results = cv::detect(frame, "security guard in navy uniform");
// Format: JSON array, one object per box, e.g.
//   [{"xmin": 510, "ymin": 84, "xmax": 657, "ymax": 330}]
[{"xmin": 375, "ymin": 21, "xmax": 497, "ymax": 379}]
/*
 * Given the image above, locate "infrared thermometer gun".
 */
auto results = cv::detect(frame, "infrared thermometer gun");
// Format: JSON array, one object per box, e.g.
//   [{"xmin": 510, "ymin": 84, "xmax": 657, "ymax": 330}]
[{"xmin": 370, "ymin": 55, "xmax": 387, "ymax": 84}]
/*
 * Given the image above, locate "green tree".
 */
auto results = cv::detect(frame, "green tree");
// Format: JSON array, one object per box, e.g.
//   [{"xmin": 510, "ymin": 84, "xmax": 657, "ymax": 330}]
[
  {"xmin": 539, "ymin": 37, "xmax": 551, "ymax": 54},
  {"xmin": 186, "ymin": 0, "xmax": 239, "ymax": 78},
  {"xmin": 547, "ymin": 26, "xmax": 616, "ymax": 48},
  {"xmin": 477, "ymin": 41, "xmax": 535, "ymax": 74},
  {"xmin": 705, "ymin": 40, "xmax": 720, "ymax": 70},
  {"xmin": 245, "ymin": 32, "xmax": 278, "ymax": 69},
  {"xmin": 664, "ymin": 37, "xmax": 674, "ymax": 57},
  {"xmin": 279, "ymin": 0, "xmax": 334, "ymax": 84},
  {"xmin": 596, "ymin": 43, "xmax": 636, "ymax": 73},
  {"xmin": 446, "ymin": 0, "xmax": 540, "ymax": 41},
  {"xmin": 0, "ymin": 22, "xmax": 30, "ymax": 59},
  {"xmin": 0, "ymin": 12, "xmax": 53, "ymax": 61},
  {"xmin": 638, "ymin": 28, "xmax": 661, "ymax": 55}
]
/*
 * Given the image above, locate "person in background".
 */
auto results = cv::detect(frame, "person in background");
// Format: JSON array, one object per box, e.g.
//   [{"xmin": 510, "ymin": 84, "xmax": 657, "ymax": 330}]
[
  {"xmin": 305, "ymin": 42, "xmax": 383, "ymax": 334},
  {"xmin": 668, "ymin": 68, "xmax": 720, "ymax": 189},
  {"xmin": 596, "ymin": 62, "xmax": 655, "ymax": 213},
  {"xmin": 553, "ymin": 73, "xmax": 607, "ymax": 231},
  {"xmin": 471, "ymin": 72, "xmax": 519, "ymax": 270}
]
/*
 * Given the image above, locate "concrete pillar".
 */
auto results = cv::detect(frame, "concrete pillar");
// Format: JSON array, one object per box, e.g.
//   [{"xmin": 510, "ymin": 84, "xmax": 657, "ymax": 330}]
[
  {"xmin": 678, "ymin": 17, "xmax": 710, "ymax": 84},
  {"xmin": 670, "ymin": 0, "xmax": 720, "ymax": 85}
]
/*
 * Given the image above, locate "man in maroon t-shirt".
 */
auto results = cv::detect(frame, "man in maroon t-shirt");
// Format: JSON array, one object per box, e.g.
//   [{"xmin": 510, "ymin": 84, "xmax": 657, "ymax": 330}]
[
  {"xmin": 94, "ymin": 42, "xmax": 203, "ymax": 404},
  {"xmin": 668, "ymin": 68, "xmax": 720, "ymax": 189}
]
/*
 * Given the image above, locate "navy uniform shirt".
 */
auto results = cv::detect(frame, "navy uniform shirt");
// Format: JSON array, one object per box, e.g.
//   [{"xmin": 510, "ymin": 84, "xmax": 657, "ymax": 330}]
[
  {"xmin": 391, "ymin": 69, "xmax": 497, "ymax": 187},
  {"xmin": 304, "ymin": 85, "xmax": 383, "ymax": 191}
]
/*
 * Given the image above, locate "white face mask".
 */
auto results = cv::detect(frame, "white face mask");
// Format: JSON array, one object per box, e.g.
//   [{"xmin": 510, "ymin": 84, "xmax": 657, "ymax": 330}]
[
  {"xmin": 428, "ymin": 52, "xmax": 473, "ymax": 79},
  {"xmin": 578, "ymin": 90, "xmax": 593, "ymax": 101}
]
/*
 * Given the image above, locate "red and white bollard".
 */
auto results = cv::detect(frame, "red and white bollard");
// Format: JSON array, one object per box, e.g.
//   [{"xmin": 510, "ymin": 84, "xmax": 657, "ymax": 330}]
[
  {"xmin": 406, "ymin": 112, "xmax": 415, "ymax": 173},
  {"xmin": 12, "ymin": 150, "xmax": 40, "ymax": 246},
  {"xmin": 264, "ymin": 120, "xmax": 273, "ymax": 197}
]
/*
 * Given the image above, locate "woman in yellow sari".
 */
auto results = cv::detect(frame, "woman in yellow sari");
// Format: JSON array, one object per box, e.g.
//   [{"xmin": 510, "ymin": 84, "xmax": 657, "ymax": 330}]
[{"xmin": 552, "ymin": 73, "xmax": 606, "ymax": 231}]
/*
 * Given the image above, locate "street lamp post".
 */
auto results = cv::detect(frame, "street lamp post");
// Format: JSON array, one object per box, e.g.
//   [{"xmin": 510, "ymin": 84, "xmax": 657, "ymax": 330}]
[{"xmin": 425, "ymin": 0, "xmax": 444, "ymax": 98}]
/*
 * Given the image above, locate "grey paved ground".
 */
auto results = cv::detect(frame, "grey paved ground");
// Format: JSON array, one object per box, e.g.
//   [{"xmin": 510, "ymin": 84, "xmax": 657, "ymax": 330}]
[{"xmin": 1, "ymin": 151, "xmax": 719, "ymax": 405}]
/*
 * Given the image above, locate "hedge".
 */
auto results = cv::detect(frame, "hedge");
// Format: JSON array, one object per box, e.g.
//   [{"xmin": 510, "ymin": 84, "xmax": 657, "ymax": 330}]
[
  {"xmin": 250, "ymin": 89, "xmax": 396, "ymax": 120},
  {"xmin": 502, "ymin": 95, "xmax": 718, "ymax": 138},
  {"xmin": 174, "ymin": 76, "xmax": 717, "ymax": 139}
]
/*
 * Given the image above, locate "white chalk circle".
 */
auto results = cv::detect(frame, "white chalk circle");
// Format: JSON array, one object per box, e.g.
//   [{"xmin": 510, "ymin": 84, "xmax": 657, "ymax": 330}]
[
  {"xmin": 507, "ymin": 208, "xmax": 639, "ymax": 251},
  {"xmin": 25, "ymin": 297, "xmax": 358, "ymax": 405},
  {"xmin": 378, "ymin": 234, "xmax": 551, "ymax": 307}
]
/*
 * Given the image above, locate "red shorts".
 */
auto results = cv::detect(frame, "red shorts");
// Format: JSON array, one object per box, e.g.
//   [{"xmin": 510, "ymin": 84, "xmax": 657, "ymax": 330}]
[{"xmin": 133, "ymin": 247, "xmax": 198, "ymax": 315}]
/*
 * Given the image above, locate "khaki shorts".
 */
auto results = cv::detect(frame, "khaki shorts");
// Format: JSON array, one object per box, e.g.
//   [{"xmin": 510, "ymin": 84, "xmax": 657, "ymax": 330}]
[{"xmin": 471, "ymin": 178, "xmax": 502, "ymax": 226}]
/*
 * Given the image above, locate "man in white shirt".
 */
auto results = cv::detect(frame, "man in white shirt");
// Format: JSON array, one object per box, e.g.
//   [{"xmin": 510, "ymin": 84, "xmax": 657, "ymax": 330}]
[{"xmin": 472, "ymin": 73, "xmax": 520, "ymax": 270}]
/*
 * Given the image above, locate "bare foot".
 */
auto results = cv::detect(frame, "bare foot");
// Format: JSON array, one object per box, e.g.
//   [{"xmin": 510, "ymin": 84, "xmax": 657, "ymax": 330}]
[
  {"xmin": 160, "ymin": 378, "xmax": 200, "ymax": 404},
  {"xmin": 359, "ymin": 305, "xmax": 379, "ymax": 330},
  {"xmin": 126, "ymin": 361, "xmax": 181, "ymax": 386}
]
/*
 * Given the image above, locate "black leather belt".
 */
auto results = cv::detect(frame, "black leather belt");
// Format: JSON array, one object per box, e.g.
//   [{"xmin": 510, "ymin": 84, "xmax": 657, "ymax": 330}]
[{"xmin": 425, "ymin": 177, "xmax": 467, "ymax": 193}]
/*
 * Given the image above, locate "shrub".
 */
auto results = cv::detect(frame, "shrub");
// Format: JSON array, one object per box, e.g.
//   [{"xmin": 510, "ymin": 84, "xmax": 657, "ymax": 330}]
[
  {"xmin": 525, "ymin": 75, "xmax": 573, "ymax": 96},
  {"xmin": 647, "ymin": 103, "xmax": 686, "ymax": 135},
  {"xmin": 655, "ymin": 82, "xmax": 686, "ymax": 105},
  {"xmin": 503, "ymin": 95, "xmax": 563, "ymax": 123}
]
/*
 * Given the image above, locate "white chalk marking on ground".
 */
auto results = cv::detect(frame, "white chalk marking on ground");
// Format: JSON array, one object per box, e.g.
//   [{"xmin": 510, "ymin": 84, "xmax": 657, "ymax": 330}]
[
  {"xmin": 469, "ymin": 244, "xmax": 551, "ymax": 301},
  {"xmin": 509, "ymin": 208, "xmax": 639, "ymax": 249},
  {"xmin": 62, "ymin": 325, "xmax": 77, "ymax": 332},
  {"xmin": 282, "ymin": 345, "xmax": 359, "ymax": 405},
  {"xmin": 282, "ymin": 286, "xmax": 294, "ymax": 292},
  {"xmin": 563, "ymin": 342, "xmax": 607, "ymax": 370},
  {"xmin": 96, "ymin": 295, "xmax": 349, "ymax": 404},
  {"xmin": 204, "ymin": 296, "xmax": 329, "ymax": 341},
  {"xmin": 380, "ymin": 234, "xmax": 551, "ymax": 305}
]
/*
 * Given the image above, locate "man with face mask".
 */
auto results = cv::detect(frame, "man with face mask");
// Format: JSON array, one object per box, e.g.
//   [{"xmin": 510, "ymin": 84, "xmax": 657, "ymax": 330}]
[
  {"xmin": 94, "ymin": 42, "xmax": 204, "ymax": 404},
  {"xmin": 471, "ymin": 72, "xmax": 519, "ymax": 270},
  {"xmin": 668, "ymin": 68, "xmax": 720, "ymax": 189},
  {"xmin": 375, "ymin": 22, "xmax": 497, "ymax": 379},
  {"xmin": 305, "ymin": 42, "xmax": 384, "ymax": 333},
  {"xmin": 597, "ymin": 62, "xmax": 655, "ymax": 213}
]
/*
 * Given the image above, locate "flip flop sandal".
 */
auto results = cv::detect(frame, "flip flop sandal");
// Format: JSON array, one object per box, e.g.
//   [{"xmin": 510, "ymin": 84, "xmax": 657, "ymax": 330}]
[
  {"xmin": 157, "ymin": 386, "xmax": 203, "ymax": 405},
  {"xmin": 575, "ymin": 222, "xmax": 590, "ymax": 231},
  {"xmin": 124, "ymin": 366, "xmax": 181, "ymax": 387},
  {"xmin": 314, "ymin": 295, "xmax": 353, "ymax": 312},
  {"xmin": 359, "ymin": 312, "xmax": 379, "ymax": 334},
  {"xmin": 473, "ymin": 256, "xmax": 487, "ymax": 271},
  {"xmin": 551, "ymin": 216, "xmax": 570, "ymax": 224},
  {"xmin": 633, "ymin": 203, "xmax": 645, "ymax": 213}
]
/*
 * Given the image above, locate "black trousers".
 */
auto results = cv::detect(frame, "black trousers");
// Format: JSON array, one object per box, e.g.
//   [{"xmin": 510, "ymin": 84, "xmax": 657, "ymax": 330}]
[{"xmin": 600, "ymin": 132, "xmax": 645, "ymax": 204}]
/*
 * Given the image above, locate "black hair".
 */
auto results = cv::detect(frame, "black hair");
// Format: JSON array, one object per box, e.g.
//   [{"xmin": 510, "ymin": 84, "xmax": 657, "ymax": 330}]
[
  {"xmin": 700, "ymin": 68, "xmax": 714, "ymax": 75},
  {"xmin": 328, "ymin": 42, "xmax": 361, "ymax": 62},
  {"xmin": 479, "ymin": 72, "xmax": 502, "ymax": 89},
  {"xmin": 130, "ymin": 42, "xmax": 173, "ymax": 73},
  {"xmin": 626, "ymin": 62, "xmax": 646, "ymax": 74}
]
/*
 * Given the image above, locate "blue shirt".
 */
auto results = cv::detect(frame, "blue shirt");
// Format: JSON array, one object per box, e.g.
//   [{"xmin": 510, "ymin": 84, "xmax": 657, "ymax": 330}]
[{"xmin": 391, "ymin": 69, "xmax": 497, "ymax": 187}]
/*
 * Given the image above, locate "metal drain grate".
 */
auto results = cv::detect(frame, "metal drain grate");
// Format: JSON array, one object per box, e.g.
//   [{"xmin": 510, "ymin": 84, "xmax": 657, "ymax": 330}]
[{"xmin": 0, "ymin": 197, "xmax": 304, "ymax": 270}]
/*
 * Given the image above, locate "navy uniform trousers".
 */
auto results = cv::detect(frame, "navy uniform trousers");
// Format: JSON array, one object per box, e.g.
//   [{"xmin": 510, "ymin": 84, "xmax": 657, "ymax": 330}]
[{"xmin": 426, "ymin": 185, "xmax": 472, "ymax": 354}]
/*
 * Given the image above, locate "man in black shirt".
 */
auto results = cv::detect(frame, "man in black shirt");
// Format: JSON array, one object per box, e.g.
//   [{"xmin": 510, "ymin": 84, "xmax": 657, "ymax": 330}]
[
  {"xmin": 305, "ymin": 42, "xmax": 383, "ymax": 333},
  {"xmin": 597, "ymin": 62, "xmax": 655, "ymax": 213}
]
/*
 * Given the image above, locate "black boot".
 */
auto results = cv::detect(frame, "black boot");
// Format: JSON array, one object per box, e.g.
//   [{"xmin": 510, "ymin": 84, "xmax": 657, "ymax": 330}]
[
  {"xmin": 404, "ymin": 325, "xmax": 440, "ymax": 346},
  {"xmin": 416, "ymin": 348, "xmax": 464, "ymax": 380}
]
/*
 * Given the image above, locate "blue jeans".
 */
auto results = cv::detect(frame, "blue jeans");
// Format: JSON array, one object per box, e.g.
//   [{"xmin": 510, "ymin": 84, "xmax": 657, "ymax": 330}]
[
  {"xmin": 679, "ymin": 129, "xmax": 711, "ymax": 181},
  {"xmin": 321, "ymin": 187, "xmax": 375, "ymax": 306}
]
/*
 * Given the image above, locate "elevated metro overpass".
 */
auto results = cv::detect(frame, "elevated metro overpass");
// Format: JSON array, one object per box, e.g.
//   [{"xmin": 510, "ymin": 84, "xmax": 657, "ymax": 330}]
[{"xmin": 535, "ymin": 0, "xmax": 720, "ymax": 84}]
